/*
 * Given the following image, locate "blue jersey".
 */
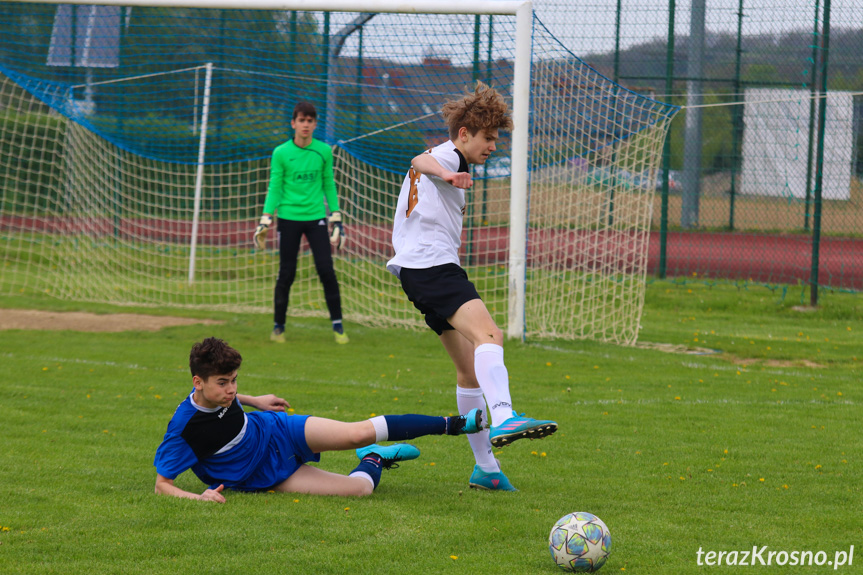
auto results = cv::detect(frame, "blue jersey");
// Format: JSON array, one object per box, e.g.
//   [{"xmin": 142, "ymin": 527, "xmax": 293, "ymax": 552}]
[{"xmin": 154, "ymin": 392, "xmax": 319, "ymax": 491}]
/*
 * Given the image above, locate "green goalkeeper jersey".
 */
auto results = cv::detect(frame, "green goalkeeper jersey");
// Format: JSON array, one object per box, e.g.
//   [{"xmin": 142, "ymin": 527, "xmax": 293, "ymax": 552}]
[{"xmin": 263, "ymin": 138, "xmax": 340, "ymax": 221}]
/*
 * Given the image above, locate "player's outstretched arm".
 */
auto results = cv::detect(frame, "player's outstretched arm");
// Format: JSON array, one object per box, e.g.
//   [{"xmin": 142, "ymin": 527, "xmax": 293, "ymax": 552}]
[
  {"xmin": 155, "ymin": 473, "xmax": 226, "ymax": 503},
  {"xmin": 411, "ymin": 152, "xmax": 472, "ymax": 189},
  {"xmin": 237, "ymin": 393, "xmax": 289, "ymax": 412}
]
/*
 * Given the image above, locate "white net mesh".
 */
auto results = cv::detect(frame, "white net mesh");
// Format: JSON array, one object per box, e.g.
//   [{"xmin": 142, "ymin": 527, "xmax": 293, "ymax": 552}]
[{"xmin": 0, "ymin": 5, "xmax": 676, "ymax": 343}]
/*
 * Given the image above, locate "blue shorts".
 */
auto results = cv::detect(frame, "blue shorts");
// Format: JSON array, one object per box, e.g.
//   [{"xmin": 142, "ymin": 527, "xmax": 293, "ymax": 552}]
[
  {"xmin": 399, "ymin": 263, "xmax": 481, "ymax": 335},
  {"xmin": 235, "ymin": 413, "xmax": 322, "ymax": 492}
]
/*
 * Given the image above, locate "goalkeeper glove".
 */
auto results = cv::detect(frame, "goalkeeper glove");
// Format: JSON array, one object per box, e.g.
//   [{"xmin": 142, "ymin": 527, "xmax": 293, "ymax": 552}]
[
  {"xmin": 328, "ymin": 211, "xmax": 345, "ymax": 250},
  {"xmin": 254, "ymin": 214, "xmax": 273, "ymax": 250}
]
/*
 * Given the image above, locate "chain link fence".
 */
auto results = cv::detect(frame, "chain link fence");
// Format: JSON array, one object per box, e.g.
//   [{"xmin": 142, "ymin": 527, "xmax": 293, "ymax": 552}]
[{"xmin": 532, "ymin": 0, "xmax": 862, "ymax": 298}]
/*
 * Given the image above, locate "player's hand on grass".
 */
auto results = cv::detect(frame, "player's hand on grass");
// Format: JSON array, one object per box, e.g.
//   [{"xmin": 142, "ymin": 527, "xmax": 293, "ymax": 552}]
[
  {"xmin": 200, "ymin": 484, "xmax": 226, "ymax": 503},
  {"xmin": 254, "ymin": 214, "xmax": 273, "ymax": 250},
  {"xmin": 328, "ymin": 211, "xmax": 345, "ymax": 250}
]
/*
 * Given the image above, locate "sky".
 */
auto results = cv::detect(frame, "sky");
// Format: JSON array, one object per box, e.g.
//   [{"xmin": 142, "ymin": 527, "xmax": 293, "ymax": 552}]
[{"xmin": 319, "ymin": 0, "xmax": 861, "ymax": 64}]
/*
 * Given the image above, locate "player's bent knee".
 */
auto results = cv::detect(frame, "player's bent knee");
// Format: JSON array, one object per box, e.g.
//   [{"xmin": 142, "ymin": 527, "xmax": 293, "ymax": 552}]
[
  {"xmin": 345, "ymin": 424, "xmax": 375, "ymax": 448},
  {"xmin": 352, "ymin": 482, "xmax": 374, "ymax": 497}
]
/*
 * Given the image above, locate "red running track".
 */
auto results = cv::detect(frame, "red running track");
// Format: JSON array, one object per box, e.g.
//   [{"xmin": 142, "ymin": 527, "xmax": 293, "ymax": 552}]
[{"xmin": 3, "ymin": 216, "xmax": 861, "ymax": 290}]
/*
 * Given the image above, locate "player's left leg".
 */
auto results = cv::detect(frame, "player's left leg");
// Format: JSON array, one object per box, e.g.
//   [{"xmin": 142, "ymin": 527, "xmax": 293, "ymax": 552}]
[
  {"xmin": 302, "ymin": 412, "xmax": 482, "ymax": 454},
  {"xmin": 447, "ymin": 300, "xmax": 558, "ymax": 448},
  {"xmin": 272, "ymin": 463, "xmax": 375, "ymax": 496},
  {"xmin": 306, "ymin": 220, "xmax": 348, "ymax": 343}
]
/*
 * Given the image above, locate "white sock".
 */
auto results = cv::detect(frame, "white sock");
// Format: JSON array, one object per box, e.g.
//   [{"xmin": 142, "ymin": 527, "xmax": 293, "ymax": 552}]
[
  {"xmin": 474, "ymin": 343, "xmax": 513, "ymax": 427},
  {"xmin": 456, "ymin": 386, "xmax": 498, "ymax": 473},
  {"xmin": 369, "ymin": 415, "xmax": 388, "ymax": 442},
  {"xmin": 349, "ymin": 471, "xmax": 376, "ymax": 490}
]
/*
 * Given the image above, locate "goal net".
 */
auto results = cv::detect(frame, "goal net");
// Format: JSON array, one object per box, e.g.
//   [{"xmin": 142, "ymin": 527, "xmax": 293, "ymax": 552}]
[{"xmin": 0, "ymin": 1, "xmax": 677, "ymax": 343}]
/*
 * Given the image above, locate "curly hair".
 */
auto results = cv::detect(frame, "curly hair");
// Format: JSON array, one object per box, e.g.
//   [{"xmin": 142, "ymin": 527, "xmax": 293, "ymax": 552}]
[
  {"xmin": 189, "ymin": 337, "xmax": 243, "ymax": 379},
  {"xmin": 441, "ymin": 82, "xmax": 513, "ymax": 139}
]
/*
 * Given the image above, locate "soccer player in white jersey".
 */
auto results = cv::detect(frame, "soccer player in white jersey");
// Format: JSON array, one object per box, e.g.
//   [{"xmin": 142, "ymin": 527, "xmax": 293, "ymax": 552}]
[{"xmin": 387, "ymin": 83, "xmax": 558, "ymax": 491}]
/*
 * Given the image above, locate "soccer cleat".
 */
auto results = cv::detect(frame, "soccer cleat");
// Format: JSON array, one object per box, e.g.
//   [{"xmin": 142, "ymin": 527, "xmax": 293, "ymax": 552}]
[
  {"xmin": 489, "ymin": 412, "xmax": 558, "ymax": 448},
  {"xmin": 270, "ymin": 327, "xmax": 285, "ymax": 343},
  {"xmin": 469, "ymin": 463, "xmax": 518, "ymax": 492},
  {"xmin": 356, "ymin": 443, "xmax": 420, "ymax": 469},
  {"xmin": 334, "ymin": 331, "xmax": 350, "ymax": 344},
  {"xmin": 446, "ymin": 408, "xmax": 484, "ymax": 435}
]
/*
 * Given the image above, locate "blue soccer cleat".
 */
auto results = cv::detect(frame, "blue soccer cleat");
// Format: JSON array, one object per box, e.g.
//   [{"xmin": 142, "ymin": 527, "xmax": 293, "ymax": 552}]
[
  {"xmin": 356, "ymin": 443, "xmax": 420, "ymax": 468},
  {"xmin": 489, "ymin": 412, "xmax": 558, "ymax": 448},
  {"xmin": 469, "ymin": 463, "xmax": 518, "ymax": 491},
  {"xmin": 446, "ymin": 408, "xmax": 484, "ymax": 435}
]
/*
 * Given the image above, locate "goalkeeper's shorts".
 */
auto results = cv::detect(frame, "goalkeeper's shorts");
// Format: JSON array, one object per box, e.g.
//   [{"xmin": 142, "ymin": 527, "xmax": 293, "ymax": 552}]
[{"xmin": 399, "ymin": 263, "xmax": 481, "ymax": 335}]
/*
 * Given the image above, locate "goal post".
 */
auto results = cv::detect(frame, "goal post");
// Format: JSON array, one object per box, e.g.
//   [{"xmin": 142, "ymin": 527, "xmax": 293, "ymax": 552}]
[{"xmin": 0, "ymin": 0, "xmax": 678, "ymax": 343}]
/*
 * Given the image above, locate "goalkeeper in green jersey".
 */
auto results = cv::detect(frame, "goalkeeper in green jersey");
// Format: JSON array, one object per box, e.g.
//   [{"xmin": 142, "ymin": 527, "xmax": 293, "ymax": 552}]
[{"xmin": 254, "ymin": 102, "xmax": 349, "ymax": 344}]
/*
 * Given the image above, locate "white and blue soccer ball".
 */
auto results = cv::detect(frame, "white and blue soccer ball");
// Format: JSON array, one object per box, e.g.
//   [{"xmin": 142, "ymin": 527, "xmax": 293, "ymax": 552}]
[{"xmin": 548, "ymin": 512, "xmax": 612, "ymax": 572}]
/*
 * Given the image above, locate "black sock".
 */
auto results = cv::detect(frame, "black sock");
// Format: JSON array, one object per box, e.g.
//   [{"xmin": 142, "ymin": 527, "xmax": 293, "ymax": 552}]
[
  {"xmin": 351, "ymin": 454, "xmax": 383, "ymax": 489},
  {"xmin": 382, "ymin": 414, "xmax": 447, "ymax": 440}
]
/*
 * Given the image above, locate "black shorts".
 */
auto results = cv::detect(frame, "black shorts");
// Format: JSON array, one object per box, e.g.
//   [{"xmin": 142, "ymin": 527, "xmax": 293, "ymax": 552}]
[{"xmin": 399, "ymin": 263, "xmax": 481, "ymax": 335}]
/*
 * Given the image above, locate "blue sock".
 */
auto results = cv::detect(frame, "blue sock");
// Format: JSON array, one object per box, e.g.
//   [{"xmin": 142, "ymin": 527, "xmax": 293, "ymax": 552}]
[
  {"xmin": 383, "ymin": 414, "xmax": 446, "ymax": 440},
  {"xmin": 352, "ymin": 454, "xmax": 383, "ymax": 489},
  {"xmin": 274, "ymin": 323, "xmax": 284, "ymax": 331},
  {"xmin": 332, "ymin": 320, "xmax": 344, "ymax": 334}
]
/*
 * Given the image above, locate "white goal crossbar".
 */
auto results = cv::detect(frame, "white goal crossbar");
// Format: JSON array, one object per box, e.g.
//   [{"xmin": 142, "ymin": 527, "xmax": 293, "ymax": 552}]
[{"xmin": 16, "ymin": 0, "xmax": 534, "ymax": 339}]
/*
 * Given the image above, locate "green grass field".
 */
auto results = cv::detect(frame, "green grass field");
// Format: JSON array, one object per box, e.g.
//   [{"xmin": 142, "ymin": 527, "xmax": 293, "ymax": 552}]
[{"xmin": 1, "ymin": 281, "xmax": 860, "ymax": 574}]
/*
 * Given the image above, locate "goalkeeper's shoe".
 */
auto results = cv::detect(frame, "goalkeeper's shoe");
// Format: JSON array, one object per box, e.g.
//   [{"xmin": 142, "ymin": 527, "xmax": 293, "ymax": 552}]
[
  {"xmin": 270, "ymin": 327, "xmax": 285, "ymax": 343},
  {"xmin": 334, "ymin": 331, "xmax": 350, "ymax": 344},
  {"xmin": 356, "ymin": 443, "xmax": 420, "ymax": 469},
  {"xmin": 446, "ymin": 408, "xmax": 484, "ymax": 435},
  {"xmin": 489, "ymin": 412, "xmax": 558, "ymax": 448},
  {"xmin": 469, "ymin": 462, "xmax": 518, "ymax": 492}
]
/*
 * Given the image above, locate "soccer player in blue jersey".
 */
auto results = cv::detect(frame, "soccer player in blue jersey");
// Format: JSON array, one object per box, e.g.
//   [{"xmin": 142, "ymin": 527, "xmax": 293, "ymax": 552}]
[
  {"xmin": 387, "ymin": 83, "xmax": 558, "ymax": 492},
  {"xmin": 154, "ymin": 337, "xmax": 482, "ymax": 502}
]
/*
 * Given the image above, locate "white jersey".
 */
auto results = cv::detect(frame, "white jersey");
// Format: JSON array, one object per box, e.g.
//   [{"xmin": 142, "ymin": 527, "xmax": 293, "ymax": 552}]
[{"xmin": 386, "ymin": 140, "xmax": 468, "ymax": 278}]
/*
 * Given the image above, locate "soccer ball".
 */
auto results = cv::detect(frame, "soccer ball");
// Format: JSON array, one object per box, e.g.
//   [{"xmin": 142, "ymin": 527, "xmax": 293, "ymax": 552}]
[{"xmin": 548, "ymin": 512, "xmax": 612, "ymax": 572}]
